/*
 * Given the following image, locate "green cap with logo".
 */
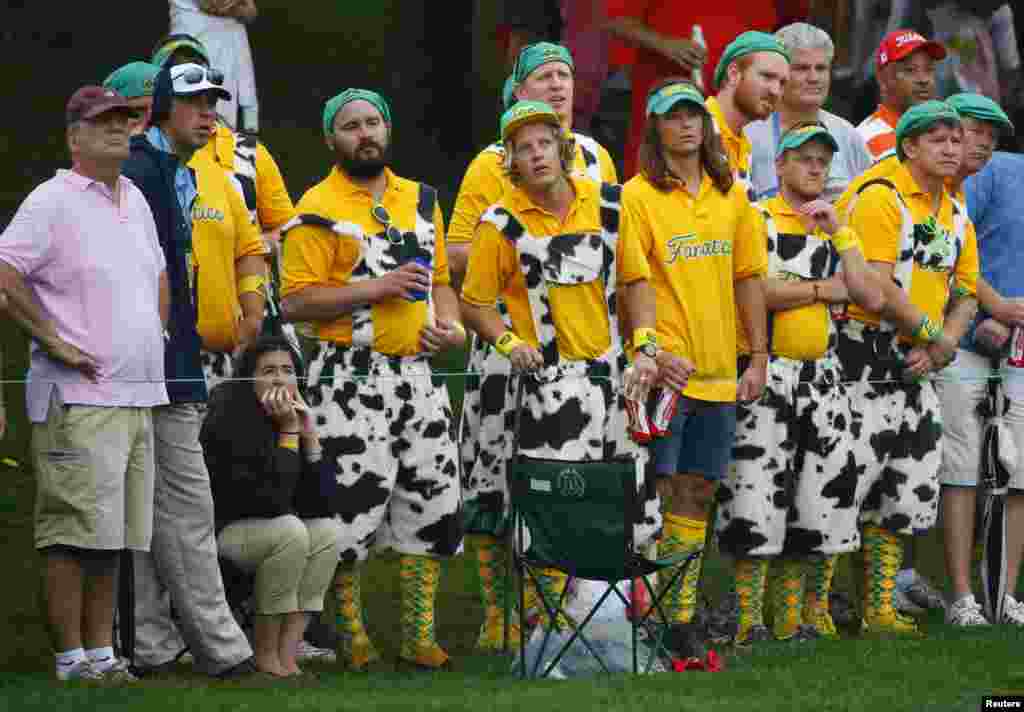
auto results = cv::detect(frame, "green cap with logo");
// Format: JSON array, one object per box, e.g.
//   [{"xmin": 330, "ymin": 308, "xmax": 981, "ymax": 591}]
[
  {"xmin": 513, "ymin": 42, "xmax": 574, "ymax": 85},
  {"xmin": 322, "ymin": 89, "xmax": 391, "ymax": 135},
  {"xmin": 103, "ymin": 62, "xmax": 160, "ymax": 99},
  {"xmin": 151, "ymin": 35, "xmax": 210, "ymax": 68},
  {"xmin": 776, "ymin": 124, "xmax": 839, "ymax": 157},
  {"xmin": 646, "ymin": 81, "xmax": 707, "ymax": 117},
  {"xmin": 500, "ymin": 100, "xmax": 561, "ymax": 143},
  {"xmin": 713, "ymin": 31, "xmax": 791, "ymax": 90},
  {"xmin": 946, "ymin": 92, "xmax": 1014, "ymax": 134},
  {"xmin": 895, "ymin": 99, "xmax": 961, "ymax": 160}
]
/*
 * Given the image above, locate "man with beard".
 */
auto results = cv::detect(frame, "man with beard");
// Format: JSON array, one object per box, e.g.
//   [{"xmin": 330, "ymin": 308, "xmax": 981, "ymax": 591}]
[
  {"xmin": 460, "ymin": 100, "xmax": 661, "ymax": 636},
  {"xmin": 932, "ymin": 93, "xmax": 1024, "ymax": 627},
  {"xmin": 122, "ymin": 63, "xmax": 257, "ymax": 678},
  {"xmin": 447, "ymin": 41, "xmax": 619, "ymax": 653},
  {"xmin": 841, "ymin": 100, "xmax": 979, "ymax": 635},
  {"xmin": 746, "ymin": 24, "xmax": 873, "ymax": 203},
  {"xmin": 280, "ymin": 89, "xmax": 465, "ymax": 671},
  {"xmin": 706, "ymin": 31, "xmax": 791, "ymax": 200},
  {"xmin": 717, "ymin": 124, "xmax": 884, "ymax": 645},
  {"xmin": 858, "ymin": 30, "xmax": 947, "ymax": 164},
  {"xmin": 621, "ymin": 80, "xmax": 769, "ymax": 657}
]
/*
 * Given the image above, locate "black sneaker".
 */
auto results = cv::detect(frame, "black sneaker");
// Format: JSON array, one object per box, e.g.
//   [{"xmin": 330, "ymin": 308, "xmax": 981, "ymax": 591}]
[
  {"xmin": 829, "ymin": 591, "xmax": 858, "ymax": 627},
  {"xmin": 736, "ymin": 624, "xmax": 773, "ymax": 646},
  {"xmin": 129, "ymin": 659, "xmax": 180, "ymax": 679},
  {"xmin": 215, "ymin": 657, "xmax": 260, "ymax": 680},
  {"xmin": 789, "ymin": 624, "xmax": 821, "ymax": 642},
  {"xmin": 662, "ymin": 622, "xmax": 708, "ymax": 660}
]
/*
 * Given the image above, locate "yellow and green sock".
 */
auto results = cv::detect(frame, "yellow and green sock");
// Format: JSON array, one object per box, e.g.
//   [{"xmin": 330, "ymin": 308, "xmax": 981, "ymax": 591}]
[
  {"xmin": 770, "ymin": 557, "xmax": 805, "ymax": 640},
  {"xmin": 803, "ymin": 554, "xmax": 838, "ymax": 637},
  {"xmin": 333, "ymin": 565, "xmax": 380, "ymax": 670},
  {"xmin": 398, "ymin": 554, "xmax": 450, "ymax": 668},
  {"xmin": 468, "ymin": 533, "xmax": 520, "ymax": 651},
  {"xmin": 734, "ymin": 558, "xmax": 769, "ymax": 640},
  {"xmin": 658, "ymin": 513, "xmax": 706, "ymax": 625}
]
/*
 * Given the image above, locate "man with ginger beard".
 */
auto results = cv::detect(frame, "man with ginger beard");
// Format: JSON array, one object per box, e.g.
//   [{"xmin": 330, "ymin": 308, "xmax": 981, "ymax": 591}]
[{"xmin": 281, "ymin": 89, "xmax": 465, "ymax": 672}]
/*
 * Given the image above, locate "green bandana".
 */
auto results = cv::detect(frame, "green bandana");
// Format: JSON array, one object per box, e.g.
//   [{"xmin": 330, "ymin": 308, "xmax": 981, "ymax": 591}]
[
  {"xmin": 895, "ymin": 100, "xmax": 961, "ymax": 160},
  {"xmin": 103, "ymin": 62, "xmax": 160, "ymax": 99},
  {"xmin": 713, "ymin": 31, "xmax": 790, "ymax": 90},
  {"xmin": 513, "ymin": 42, "xmax": 574, "ymax": 84},
  {"xmin": 152, "ymin": 36, "xmax": 210, "ymax": 68},
  {"xmin": 323, "ymin": 89, "xmax": 391, "ymax": 135},
  {"xmin": 502, "ymin": 75, "xmax": 517, "ymax": 110}
]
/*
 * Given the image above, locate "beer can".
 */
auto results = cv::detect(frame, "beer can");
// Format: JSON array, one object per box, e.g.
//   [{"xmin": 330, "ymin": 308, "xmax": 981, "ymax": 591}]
[
  {"xmin": 624, "ymin": 391, "xmax": 653, "ymax": 444},
  {"xmin": 650, "ymin": 388, "xmax": 680, "ymax": 437},
  {"xmin": 1009, "ymin": 326, "xmax": 1024, "ymax": 368}
]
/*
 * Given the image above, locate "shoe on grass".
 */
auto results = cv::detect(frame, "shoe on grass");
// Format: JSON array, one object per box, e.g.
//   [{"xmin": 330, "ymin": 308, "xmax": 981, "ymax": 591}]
[
  {"xmin": 946, "ymin": 595, "xmax": 989, "ymax": 626},
  {"xmin": 1002, "ymin": 595, "xmax": 1024, "ymax": 626},
  {"xmin": 297, "ymin": 640, "xmax": 337, "ymax": 663},
  {"xmin": 861, "ymin": 610, "xmax": 922, "ymax": 636},
  {"xmin": 664, "ymin": 622, "xmax": 708, "ymax": 659},
  {"xmin": 893, "ymin": 588, "xmax": 926, "ymax": 616},
  {"xmin": 735, "ymin": 624, "xmax": 773, "ymax": 646},
  {"xmin": 904, "ymin": 576, "xmax": 946, "ymax": 611}
]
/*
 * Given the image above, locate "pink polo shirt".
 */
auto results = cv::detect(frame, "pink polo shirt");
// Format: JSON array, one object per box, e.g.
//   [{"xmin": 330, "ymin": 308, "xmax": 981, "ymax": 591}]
[{"xmin": 0, "ymin": 169, "xmax": 169, "ymax": 422}]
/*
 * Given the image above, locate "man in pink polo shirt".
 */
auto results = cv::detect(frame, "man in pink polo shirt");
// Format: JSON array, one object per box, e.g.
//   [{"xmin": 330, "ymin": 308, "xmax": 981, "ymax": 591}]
[{"xmin": 0, "ymin": 86, "xmax": 169, "ymax": 682}]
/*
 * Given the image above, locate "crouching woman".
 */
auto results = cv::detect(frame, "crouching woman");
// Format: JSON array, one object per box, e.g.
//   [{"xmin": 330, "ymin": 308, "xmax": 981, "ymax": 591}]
[{"xmin": 202, "ymin": 335, "xmax": 340, "ymax": 677}]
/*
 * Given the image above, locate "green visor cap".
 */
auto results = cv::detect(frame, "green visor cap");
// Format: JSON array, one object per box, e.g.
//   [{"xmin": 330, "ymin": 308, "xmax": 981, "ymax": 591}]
[
  {"xmin": 103, "ymin": 61, "xmax": 160, "ymax": 99},
  {"xmin": 713, "ymin": 31, "xmax": 790, "ymax": 89},
  {"xmin": 500, "ymin": 100, "xmax": 561, "ymax": 143},
  {"xmin": 646, "ymin": 82, "xmax": 707, "ymax": 117},
  {"xmin": 502, "ymin": 75, "xmax": 517, "ymax": 110},
  {"xmin": 513, "ymin": 42, "xmax": 574, "ymax": 84},
  {"xmin": 895, "ymin": 100, "xmax": 961, "ymax": 159},
  {"xmin": 947, "ymin": 92, "xmax": 1014, "ymax": 134},
  {"xmin": 323, "ymin": 89, "xmax": 391, "ymax": 135},
  {"xmin": 777, "ymin": 124, "xmax": 839, "ymax": 157},
  {"xmin": 152, "ymin": 36, "xmax": 210, "ymax": 68}
]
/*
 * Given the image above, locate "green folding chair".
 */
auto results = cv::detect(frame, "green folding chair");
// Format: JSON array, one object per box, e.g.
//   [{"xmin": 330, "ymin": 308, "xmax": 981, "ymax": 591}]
[{"xmin": 507, "ymin": 399, "xmax": 701, "ymax": 677}]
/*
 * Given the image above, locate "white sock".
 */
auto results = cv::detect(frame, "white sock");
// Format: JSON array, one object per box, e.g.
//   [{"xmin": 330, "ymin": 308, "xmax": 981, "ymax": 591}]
[
  {"xmin": 86, "ymin": 646, "xmax": 116, "ymax": 672},
  {"xmin": 55, "ymin": 648, "xmax": 86, "ymax": 679}
]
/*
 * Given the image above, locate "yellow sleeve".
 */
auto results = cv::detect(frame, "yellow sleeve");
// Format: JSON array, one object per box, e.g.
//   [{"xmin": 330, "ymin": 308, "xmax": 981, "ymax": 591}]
[
  {"xmin": 848, "ymin": 185, "xmax": 903, "ymax": 264},
  {"xmin": 622, "ymin": 185, "xmax": 656, "ymax": 261},
  {"xmin": 226, "ymin": 175, "xmax": 268, "ymax": 260},
  {"xmin": 461, "ymin": 221, "xmax": 516, "ymax": 307},
  {"xmin": 254, "ymin": 143, "xmax": 297, "ymax": 230},
  {"xmin": 733, "ymin": 194, "xmax": 768, "ymax": 280},
  {"xmin": 616, "ymin": 199, "xmax": 651, "ymax": 285},
  {"xmin": 954, "ymin": 219, "xmax": 980, "ymax": 297},
  {"xmin": 431, "ymin": 201, "xmax": 451, "ymax": 287},
  {"xmin": 447, "ymin": 150, "xmax": 505, "ymax": 245},
  {"xmin": 597, "ymin": 144, "xmax": 618, "ymax": 184}
]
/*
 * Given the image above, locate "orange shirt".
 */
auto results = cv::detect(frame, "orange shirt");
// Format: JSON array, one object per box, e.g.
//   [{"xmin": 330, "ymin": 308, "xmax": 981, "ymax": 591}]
[{"xmin": 856, "ymin": 105, "xmax": 901, "ymax": 164}]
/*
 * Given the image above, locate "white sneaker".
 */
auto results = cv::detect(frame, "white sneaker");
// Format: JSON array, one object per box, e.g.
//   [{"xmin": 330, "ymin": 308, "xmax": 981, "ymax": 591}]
[
  {"xmin": 296, "ymin": 640, "xmax": 337, "ymax": 663},
  {"xmin": 946, "ymin": 595, "xmax": 990, "ymax": 626},
  {"xmin": 96, "ymin": 657, "xmax": 139, "ymax": 683},
  {"xmin": 1002, "ymin": 595, "xmax": 1024, "ymax": 626},
  {"xmin": 56, "ymin": 660, "xmax": 99, "ymax": 681}
]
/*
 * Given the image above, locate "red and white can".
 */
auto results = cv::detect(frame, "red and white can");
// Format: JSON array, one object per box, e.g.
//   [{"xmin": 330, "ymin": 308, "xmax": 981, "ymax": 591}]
[{"xmin": 1008, "ymin": 326, "xmax": 1024, "ymax": 368}]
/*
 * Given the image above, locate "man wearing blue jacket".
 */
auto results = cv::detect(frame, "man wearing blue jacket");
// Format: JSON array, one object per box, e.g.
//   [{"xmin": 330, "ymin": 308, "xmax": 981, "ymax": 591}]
[{"xmin": 121, "ymin": 62, "xmax": 256, "ymax": 678}]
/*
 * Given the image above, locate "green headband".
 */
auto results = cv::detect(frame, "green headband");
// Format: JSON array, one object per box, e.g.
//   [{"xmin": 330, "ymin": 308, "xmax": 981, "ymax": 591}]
[
  {"xmin": 713, "ymin": 31, "xmax": 791, "ymax": 89},
  {"xmin": 513, "ymin": 42, "xmax": 574, "ymax": 84},
  {"xmin": 895, "ymin": 100, "xmax": 961, "ymax": 160},
  {"xmin": 152, "ymin": 37, "xmax": 210, "ymax": 68},
  {"xmin": 646, "ymin": 82, "xmax": 707, "ymax": 117},
  {"xmin": 103, "ymin": 61, "xmax": 160, "ymax": 99},
  {"xmin": 323, "ymin": 89, "xmax": 391, "ymax": 135},
  {"xmin": 502, "ymin": 75, "xmax": 517, "ymax": 110},
  {"xmin": 776, "ymin": 124, "xmax": 839, "ymax": 157},
  {"xmin": 946, "ymin": 92, "xmax": 1014, "ymax": 134}
]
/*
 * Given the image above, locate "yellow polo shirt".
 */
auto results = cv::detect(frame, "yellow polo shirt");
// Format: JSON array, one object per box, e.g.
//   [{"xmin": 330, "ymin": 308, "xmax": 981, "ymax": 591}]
[
  {"xmin": 190, "ymin": 150, "xmax": 268, "ymax": 353},
  {"xmin": 847, "ymin": 161, "xmax": 979, "ymax": 333},
  {"xmin": 461, "ymin": 177, "xmax": 648, "ymax": 360},
  {"xmin": 447, "ymin": 139, "xmax": 618, "ymax": 245},
  {"xmin": 836, "ymin": 155, "xmax": 964, "ymax": 219},
  {"xmin": 193, "ymin": 124, "xmax": 297, "ymax": 230},
  {"xmin": 280, "ymin": 167, "xmax": 450, "ymax": 356},
  {"xmin": 622, "ymin": 172, "xmax": 767, "ymax": 403},
  {"xmin": 760, "ymin": 195, "xmax": 862, "ymax": 361}
]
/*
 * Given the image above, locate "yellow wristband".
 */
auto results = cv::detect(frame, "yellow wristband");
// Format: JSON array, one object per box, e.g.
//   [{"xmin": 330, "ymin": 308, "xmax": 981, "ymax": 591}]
[
  {"xmin": 832, "ymin": 227, "xmax": 861, "ymax": 254},
  {"xmin": 237, "ymin": 274, "xmax": 266, "ymax": 296},
  {"xmin": 633, "ymin": 327, "xmax": 658, "ymax": 350},
  {"xmin": 279, "ymin": 433, "xmax": 299, "ymax": 451},
  {"xmin": 451, "ymin": 321, "xmax": 466, "ymax": 338},
  {"xmin": 495, "ymin": 330, "xmax": 525, "ymax": 357}
]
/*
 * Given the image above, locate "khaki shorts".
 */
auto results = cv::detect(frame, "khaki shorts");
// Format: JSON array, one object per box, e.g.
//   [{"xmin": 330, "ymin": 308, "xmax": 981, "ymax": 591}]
[
  {"xmin": 32, "ymin": 391, "xmax": 155, "ymax": 551},
  {"xmin": 937, "ymin": 349, "xmax": 1024, "ymax": 489}
]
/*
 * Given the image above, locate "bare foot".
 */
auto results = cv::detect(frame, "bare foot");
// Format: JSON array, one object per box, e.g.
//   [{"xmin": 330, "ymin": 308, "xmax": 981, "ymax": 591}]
[{"xmin": 254, "ymin": 655, "xmax": 288, "ymax": 677}]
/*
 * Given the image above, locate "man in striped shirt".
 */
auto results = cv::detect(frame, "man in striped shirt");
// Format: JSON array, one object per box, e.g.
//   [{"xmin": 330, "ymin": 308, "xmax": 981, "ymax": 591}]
[{"xmin": 857, "ymin": 30, "xmax": 946, "ymax": 164}]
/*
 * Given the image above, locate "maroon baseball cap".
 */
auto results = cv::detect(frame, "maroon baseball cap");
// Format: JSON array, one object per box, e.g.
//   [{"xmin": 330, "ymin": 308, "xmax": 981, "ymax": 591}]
[
  {"xmin": 876, "ymin": 30, "xmax": 947, "ymax": 71},
  {"xmin": 66, "ymin": 85, "xmax": 134, "ymax": 125}
]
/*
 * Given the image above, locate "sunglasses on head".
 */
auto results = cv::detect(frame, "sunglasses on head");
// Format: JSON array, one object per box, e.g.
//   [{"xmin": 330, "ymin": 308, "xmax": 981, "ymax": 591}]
[
  {"xmin": 371, "ymin": 204, "xmax": 404, "ymax": 245},
  {"xmin": 174, "ymin": 66, "xmax": 225, "ymax": 87}
]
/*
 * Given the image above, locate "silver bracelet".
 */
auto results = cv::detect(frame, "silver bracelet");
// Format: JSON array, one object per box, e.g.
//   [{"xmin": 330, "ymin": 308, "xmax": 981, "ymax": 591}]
[{"xmin": 305, "ymin": 447, "xmax": 323, "ymax": 463}]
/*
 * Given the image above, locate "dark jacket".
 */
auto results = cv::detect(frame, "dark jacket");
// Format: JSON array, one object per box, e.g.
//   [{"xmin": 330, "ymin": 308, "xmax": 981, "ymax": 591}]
[
  {"xmin": 201, "ymin": 383, "xmax": 337, "ymax": 533},
  {"xmin": 122, "ymin": 134, "xmax": 207, "ymax": 404}
]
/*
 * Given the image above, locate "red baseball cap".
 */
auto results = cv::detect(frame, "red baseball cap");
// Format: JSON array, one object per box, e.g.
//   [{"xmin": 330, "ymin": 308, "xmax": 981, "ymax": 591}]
[
  {"xmin": 66, "ymin": 85, "xmax": 134, "ymax": 125},
  {"xmin": 876, "ymin": 30, "xmax": 947, "ymax": 71}
]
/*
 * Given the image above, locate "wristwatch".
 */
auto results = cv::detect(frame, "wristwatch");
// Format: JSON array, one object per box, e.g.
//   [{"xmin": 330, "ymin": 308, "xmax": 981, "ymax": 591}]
[{"xmin": 637, "ymin": 342, "xmax": 659, "ymax": 359}]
